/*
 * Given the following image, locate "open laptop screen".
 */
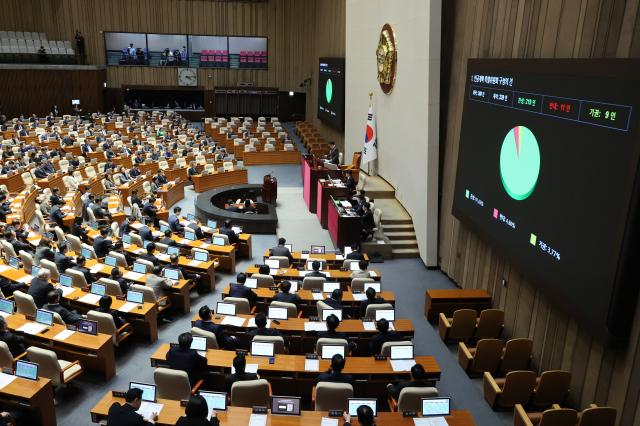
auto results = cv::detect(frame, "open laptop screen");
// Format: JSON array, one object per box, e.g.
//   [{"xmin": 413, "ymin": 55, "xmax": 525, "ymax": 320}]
[
  {"xmin": 129, "ymin": 382, "xmax": 156, "ymax": 402},
  {"xmin": 15, "ymin": 360, "xmax": 38, "ymax": 380},
  {"xmin": 348, "ymin": 399, "xmax": 377, "ymax": 417},
  {"xmin": 422, "ymin": 397, "xmax": 451, "ymax": 417},
  {"xmin": 251, "ymin": 341, "xmax": 275, "ymax": 357},
  {"xmin": 271, "ymin": 396, "xmax": 301, "ymax": 416},
  {"xmin": 321, "ymin": 345, "xmax": 345, "ymax": 360}
]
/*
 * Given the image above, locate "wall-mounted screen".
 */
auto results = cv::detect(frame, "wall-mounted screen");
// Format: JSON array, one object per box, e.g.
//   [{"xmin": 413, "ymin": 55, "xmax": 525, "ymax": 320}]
[
  {"xmin": 318, "ymin": 57, "xmax": 345, "ymax": 130},
  {"xmin": 104, "ymin": 32, "xmax": 148, "ymax": 65},
  {"xmin": 191, "ymin": 35, "xmax": 228, "ymax": 68},
  {"xmin": 228, "ymin": 37, "xmax": 268, "ymax": 69},
  {"xmin": 147, "ymin": 34, "xmax": 188, "ymax": 67},
  {"xmin": 452, "ymin": 59, "xmax": 640, "ymax": 343}
]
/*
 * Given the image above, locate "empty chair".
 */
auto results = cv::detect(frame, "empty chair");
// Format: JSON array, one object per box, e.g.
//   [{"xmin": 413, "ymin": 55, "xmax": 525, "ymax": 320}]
[
  {"xmin": 342, "ymin": 259, "xmax": 360, "ymax": 270},
  {"xmin": 351, "ymin": 277, "xmax": 375, "ymax": 292},
  {"xmin": 129, "ymin": 284, "xmax": 171, "ymax": 313},
  {"xmin": 500, "ymin": 338, "xmax": 533, "ymax": 374},
  {"xmin": 158, "ymin": 160, "xmax": 169, "ymax": 171},
  {"xmin": 26, "ymin": 346, "xmax": 83, "ymax": 388},
  {"xmin": 252, "ymin": 273, "xmax": 274, "ymax": 288},
  {"xmin": 252, "ymin": 335, "xmax": 286, "ymax": 354},
  {"xmin": 513, "ymin": 404, "xmax": 578, "ymax": 426},
  {"xmin": 223, "ymin": 161, "xmax": 234, "ymax": 171},
  {"xmin": 578, "ymin": 405, "xmax": 617, "ymax": 426},
  {"xmin": 40, "ymin": 259, "xmax": 59, "ymax": 281},
  {"xmin": 269, "ymin": 301, "xmax": 297, "ymax": 319},
  {"xmin": 190, "ymin": 327, "xmax": 219, "ymax": 350},
  {"xmin": 0, "ymin": 240, "xmax": 16, "ymax": 262},
  {"xmin": 381, "ymin": 341, "xmax": 414, "ymax": 357},
  {"xmin": 302, "ymin": 276, "xmax": 325, "ymax": 290},
  {"xmin": 14, "ymin": 291, "xmax": 36, "ymax": 317},
  {"xmin": 314, "ymin": 382, "xmax": 353, "ymax": 411},
  {"xmin": 315, "ymin": 338, "xmax": 349, "ymax": 356},
  {"xmin": 530, "ymin": 370, "xmax": 571, "ymax": 408},
  {"xmin": 392, "ymin": 386, "xmax": 439, "ymax": 412},
  {"xmin": 364, "ymin": 303, "xmax": 394, "ymax": 320},
  {"xmin": 268, "ymin": 256, "xmax": 289, "ymax": 268},
  {"xmin": 154, "ymin": 367, "xmax": 202, "ymax": 400},
  {"xmin": 0, "ymin": 341, "xmax": 24, "ymax": 370},
  {"xmin": 66, "ymin": 234, "xmax": 83, "ymax": 254},
  {"xmin": 316, "ymin": 300, "xmax": 332, "ymax": 319},
  {"xmin": 222, "ymin": 297, "xmax": 252, "ymax": 315},
  {"xmin": 438, "ymin": 309, "xmax": 478, "ymax": 342},
  {"xmin": 97, "ymin": 278, "xmax": 123, "ymax": 296},
  {"xmin": 231, "ymin": 379, "xmax": 270, "ymax": 408},
  {"xmin": 18, "ymin": 250, "xmax": 33, "ymax": 274},
  {"xmin": 53, "ymin": 226, "xmax": 66, "ymax": 243},
  {"xmin": 264, "ymin": 144, "xmax": 275, "ymax": 152},
  {"xmin": 88, "ymin": 310, "xmax": 133, "ymax": 347},
  {"xmin": 483, "ymin": 370, "xmax": 537, "ymax": 409},
  {"xmin": 65, "ymin": 268, "xmax": 88, "ymax": 288},
  {"xmin": 21, "ymin": 172, "xmax": 33, "ymax": 186},
  {"xmin": 476, "ymin": 309, "xmax": 504, "ymax": 339},
  {"xmin": 244, "ymin": 144, "xmax": 256, "ymax": 152},
  {"xmin": 458, "ymin": 339, "xmax": 505, "ymax": 376}
]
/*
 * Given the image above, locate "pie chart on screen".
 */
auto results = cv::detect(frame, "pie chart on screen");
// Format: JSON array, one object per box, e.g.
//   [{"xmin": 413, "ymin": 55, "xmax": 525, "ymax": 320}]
[
  {"xmin": 325, "ymin": 78, "xmax": 333, "ymax": 104},
  {"xmin": 499, "ymin": 125, "xmax": 540, "ymax": 201}
]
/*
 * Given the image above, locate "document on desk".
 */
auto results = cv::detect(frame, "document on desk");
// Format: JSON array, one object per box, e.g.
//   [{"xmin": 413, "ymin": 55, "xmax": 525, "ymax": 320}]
[
  {"xmin": 248, "ymin": 414, "xmax": 267, "ymax": 426},
  {"xmin": 298, "ymin": 271, "xmax": 309, "ymax": 277},
  {"xmin": 188, "ymin": 260, "xmax": 202, "ymax": 267},
  {"xmin": 17, "ymin": 275, "xmax": 33, "ymax": 284},
  {"xmin": 0, "ymin": 373, "xmax": 16, "ymax": 390},
  {"xmin": 90, "ymin": 264, "xmax": 104, "ymax": 274},
  {"xmin": 0, "ymin": 265, "xmax": 10, "ymax": 273},
  {"xmin": 201, "ymin": 226, "xmax": 213, "ymax": 233},
  {"xmin": 304, "ymin": 322, "xmax": 328, "ymax": 332},
  {"xmin": 369, "ymin": 271, "xmax": 378, "ymax": 277},
  {"xmin": 134, "ymin": 248, "xmax": 145, "ymax": 255},
  {"xmin": 60, "ymin": 286, "xmax": 75, "ymax": 297},
  {"xmin": 246, "ymin": 318, "xmax": 271, "ymax": 328},
  {"xmin": 119, "ymin": 302, "xmax": 138, "ymax": 313},
  {"xmin": 335, "ymin": 255, "xmax": 344, "ymax": 261},
  {"xmin": 390, "ymin": 359, "xmax": 417, "ymax": 372},
  {"xmin": 199, "ymin": 242, "xmax": 211, "ymax": 249},
  {"xmin": 352, "ymin": 294, "xmax": 367, "ymax": 301},
  {"xmin": 178, "ymin": 239, "xmax": 189, "ymax": 245},
  {"xmin": 137, "ymin": 402, "xmax": 163, "ymax": 420},
  {"xmin": 321, "ymin": 418, "xmax": 339, "ymax": 426},
  {"xmin": 340, "ymin": 201, "xmax": 352, "ymax": 208},
  {"xmin": 54, "ymin": 329, "xmax": 75, "ymax": 341},
  {"xmin": 78, "ymin": 293, "xmax": 102, "ymax": 305},
  {"xmin": 312, "ymin": 293, "xmax": 323, "ymax": 300},
  {"xmin": 124, "ymin": 271, "xmax": 144, "ymax": 281},
  {"xmin": 130, "ymin": 223, "xmax": 143, "ymax": 230},
  {"xmin": 17, "ymin": 322, "xmax": 48, "ymax": 335},
  {"xmin": 156, "ymin": 253, "xmax": 169, "ymax": 261},
  {"xmin": 0, "ymin": 312, "xmax": 9, "ymax": 318},
  {"xmin": 362, "ymin": 321, "xmax": 376, "ymax": 331},
  {"xmin": 232, "ymin": 363, "xmax": 259, "ymax": 374},
  {"xmin": 221, "ymin": 316, "xmax": 247, "ymax": 327},
  {"xmin": 413, "ymin": 417, "xmax": 448, "ymax": 426},
  {"xmin": 304, "ymin": 359, "xmax": 320, "ymax": 372}
]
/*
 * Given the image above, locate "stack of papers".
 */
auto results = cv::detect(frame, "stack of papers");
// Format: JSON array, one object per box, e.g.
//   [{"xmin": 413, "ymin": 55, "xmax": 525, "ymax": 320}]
[
  {"xmin": 137, "ymin": 402, "xmax": 164, "ymax": 421},
  {"xmin": 352, "ymin": 294, "xmax": 367, "ymax": 301},
  {"xmin": 54, "ymin": 329, "xmax": 75, "ymax": 340},
  {"xmin": 335, "ymin": 255, "xmax": 344, "ymax": 261},
  {"xmin": 248, "ymin": 414, "xmax": 267, "ymax": 426},
  {"xmin": 188, "ymin": 260, "xmax": 202, "ymax": 267},
  {"xmin": 220, "ymin": 316, "xmax": 246, "ymax": 327},
  {"xmin": 312, "ymin": 293, "xmax": 324, "ymax": 301},
  {"xmin": 390, "ymin": 359, "xmax": 417, "ymax": 372},
  {"xmin": 60, "ymin": 287, "xmax": 75, "ymax": 297},
  {"xmin": 17, "ymin": 275, "xmax": 33, "ymax": 284},
  {"xmin": 0, "ymin": 265, "xmax": 11, "ymax": 273},
  {"xmin": 304, "ymin": 359, "xmax": 320, "ymax": 371},
  {"xmin": 119, "ymin": 302, "xmax": 139, "ymax": 312},
  {"xmin": 300, "ymin": 253, "xmax": 310, "ymax": 260},
  {"xmin": 232, "ymin": 363, "xmax": 259, "ymax": 374},
  {"xmin": 79, "ymin": 294, "xmax": 102, "ymax": 304},
  {"xmin": 304, "ymin": 322, "xmax": 328, "ymax": 332},
  {"xmin": 321, "ymin": 418, "xmax": 339, "ymax": 426},
  {"xmin": 413, "ymin": 417, "xmax": 448, "ymax": 426},
  {"xmin": 199, "ymin": 243, "xmax": 211, "ymax": 249},
  {"xmin": 246, "ymin": 318, "xmax": 271, "ymax": 328},
  {"xmin": 0, "ymin": 373, "xmax": 16, "ymax": 390},
  {"xmin": 90, "ymin": 264, "xmax": 104, "ymax": 274},
  {"xmin": 123, "ymin": 271, "xmax": 144, "ymax": 280},
  {"xmin": 17, "ymin": 322, "xmax": 48, "ymax": 334},
  {"xmin": 156, "ymin": 253, "xmax": 169, "ymax": 261}
]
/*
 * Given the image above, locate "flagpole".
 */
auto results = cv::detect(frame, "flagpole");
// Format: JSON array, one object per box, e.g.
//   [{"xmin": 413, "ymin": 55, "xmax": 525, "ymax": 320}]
[{"xmin": 367, "ymin": 92, "xmax": 373, "ymax": 177}]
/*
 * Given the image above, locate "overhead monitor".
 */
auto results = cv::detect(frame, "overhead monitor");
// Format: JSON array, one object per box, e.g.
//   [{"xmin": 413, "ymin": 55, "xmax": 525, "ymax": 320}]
[{"xmin": 318, "ymin": 57, "xmax": 345, "ymax": 130}]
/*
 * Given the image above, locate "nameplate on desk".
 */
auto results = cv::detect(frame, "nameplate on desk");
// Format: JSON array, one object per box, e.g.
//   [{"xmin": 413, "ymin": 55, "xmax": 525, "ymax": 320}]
[
  {"xmin": 252, "ymin": 406, "xmax": 268, "ymax": 414},
  {"xmin": 328, "ymin": 410, "xmax": 344, "ymax": 417},
  {"xmin": 374, "ymin": 355, "xmax": 388, "ymax": 360},
  {"xmin": 112, "ymin": 390, "xmax": 127, "ymax": 398}
]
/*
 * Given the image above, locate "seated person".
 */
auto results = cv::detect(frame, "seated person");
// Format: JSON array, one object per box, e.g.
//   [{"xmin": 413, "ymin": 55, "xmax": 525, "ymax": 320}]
[
  {"xmin": 107, "ymin": 387, "xmax": 157, "ymax": 425},
  {"xmin": 168, "ymin": 207, "xmax": 185, "ymax": 233},
  {"xmin": 268, "ymin": 237, "xmax": 294, "ymax": 264},
  {"xmin": 71, "ymin": 217, "xmax": 89, "ymax": 244},
  {"xmin": 248, "ymin": 313, "xmax": 287, "ymax": 346},
  {"xmin": 96, "ymin": 295, "xmax": 126, "ymax": 329},
  {"xmin": 139, "ymin": 242, "xmax": 160, "ymax": 266},
  {"xmin": 317, "ymin": 353, "xmax": 353, "ymax": 384},
  {"xmin": 307, "ymin": 260, "xmax": 326, "ymax": 278},
  {"xmin": 166, "ymin": 332, "xmax": 207, "ymax": 386},
  {"xmin": 28, "ymin": 269, "xmax": 57, "ymax": 308},
  {"xmin": 324, "ymin": 289, "xmax": 345, "ymax": 310},
  {"xmin": 137, "ymin": 224, "xmax": 153, "ymax": 242},
  {"xmin": 343, "ymin": 405, "xmax": 374, "ymax": 426},
  {"xmin": 218, "ymin": 220, "xmax": 239, "ymax": 244},
  {"xmin": 146, "ymin": 265, "xmax": 174, "ymax": 304},
  {"xmin": 360, "ymin": 287, "xmax": 386, "ymax": 318},
  {"xmin": 54, "ymin": 242, "xmax": 77, "ymax": 273},
  {"xmin": 159, "ymin": 229, "xmax": 176, "ymax": 246},
  {"xmin": 387, "ymin": 363, "xmax": 431, "ymax": 400},
  {"xmin": 93, "ymin": 227, "xmax": 114, "ymax": 258},
  {"xmin": 73, "ymin": 255, "xmax": 97, "ymax": 284},
  {"xmin": 193, "ymin": 305, "xmax": 237, "ymax": 350},
  {"xmin": 224, "ymin": 354, "xmax": 259, "ymax": 394},
  {"xmin": 350, "ymin": 260, "xmax": 372, "ymax": 278},
  {"xmin": 43, "ymin": 291, "xmax": 83, "ymax": 325},
  {"xmin": 176, "ymin": 394, "xmax": 219, "ymax": 426},
  {"xmin": 110, "ymin": 267, "xmax": 130, "ymax": 295},
  {"xmin": 166, "ymin": 254, "xmax": 201, "ymax": 283},
  {"xmin": 273, "ymin": 280, "xmax": 301, "ymax": 307},
  {"xmin": 369, "ymin": 318, "xmax": 405, "ymax": 355},
  {"xmin": 318, "ymin": 313, "xmax": 347, "ymax": 340},
  {"xmin": 0, "ymin": 316, "xmax": 25, "ymax": 357},
  {"xmin": 119, "ymin": 215, "xmax": 133, "ymax": 237},
  {"xmin": 228, "ymin": 273, "xmax": 257, "ymax": 307}
]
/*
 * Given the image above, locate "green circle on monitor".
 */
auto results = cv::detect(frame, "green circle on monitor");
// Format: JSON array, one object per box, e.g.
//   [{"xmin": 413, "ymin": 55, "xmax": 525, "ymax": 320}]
[
  {"xmin": 325, "ymin": 78, "xmax": 333, "ymax": 104},
  {"xmin": 499, "ymin": 125, "xmax": 540, "ymax": 201}
]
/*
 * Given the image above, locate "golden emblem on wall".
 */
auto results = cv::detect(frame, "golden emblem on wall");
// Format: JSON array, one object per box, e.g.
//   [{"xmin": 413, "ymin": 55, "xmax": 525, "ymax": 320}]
[{"xmin": 376, "ymin": 23, "xmax": 397, "ymax": 94}]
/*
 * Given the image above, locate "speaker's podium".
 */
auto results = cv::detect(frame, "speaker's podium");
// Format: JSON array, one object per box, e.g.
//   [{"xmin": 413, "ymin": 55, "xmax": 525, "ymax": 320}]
[
  {"xmin": 302, "ymin": 155, "xmax": 343, "ymax": 213},
  {"xmin": 262, "ymin": 174, "xmax": 277, "ymax": 204}
]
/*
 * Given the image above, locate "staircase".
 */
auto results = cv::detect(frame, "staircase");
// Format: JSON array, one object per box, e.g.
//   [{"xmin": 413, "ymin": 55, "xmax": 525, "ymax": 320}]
[{"xmin": 382, "ymin": 218, "xmax": 420, "ymax": 258}]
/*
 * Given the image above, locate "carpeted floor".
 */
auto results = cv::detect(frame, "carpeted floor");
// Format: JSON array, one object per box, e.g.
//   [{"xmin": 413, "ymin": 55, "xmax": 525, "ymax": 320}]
[{"xmin": 57, "ymin": 125, "xmax": 510, "ymax": 425}]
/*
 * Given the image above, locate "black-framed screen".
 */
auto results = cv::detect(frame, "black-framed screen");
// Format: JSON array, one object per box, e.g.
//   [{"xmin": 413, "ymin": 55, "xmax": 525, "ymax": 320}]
[{"xmin": 317, "ymin": 57, "xmax": 345, "ymax": 130}]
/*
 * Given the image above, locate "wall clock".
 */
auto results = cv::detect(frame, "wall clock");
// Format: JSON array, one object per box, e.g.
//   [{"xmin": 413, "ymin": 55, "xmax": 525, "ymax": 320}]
[
  {"xmin": 178, "ymin": 68, "xmax": 197, "ymax": 86},
  {"xmin": 376, "ymin": 23, "xmax": 397, "ymax": 94}
]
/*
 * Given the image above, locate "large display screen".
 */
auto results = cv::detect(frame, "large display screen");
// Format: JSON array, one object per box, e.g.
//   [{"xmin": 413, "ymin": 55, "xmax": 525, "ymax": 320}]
[
  {"xmin": 318, "ymin": 57, "xmax": 345, "ymax": 130},
  {"xmin": 452, "ymin": 59, "xmax": 640, "ymax": 343}
]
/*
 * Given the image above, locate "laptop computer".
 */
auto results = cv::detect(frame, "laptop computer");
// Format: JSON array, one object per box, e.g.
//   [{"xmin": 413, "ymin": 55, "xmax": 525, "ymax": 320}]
[
  {"xmin": 321, "ymin": 345, "xmax": 345, "ymax": 360},
  {"xmin": 122, "ymin": 234, "xmax": 132, "ymax": 244},
  {"xmin": 0, "ymin": 299, "xmax": 14, "ymax": 316},
  {"xmin": 251, "ymin": 341, "xmax": 275, "ymax": 357},
  {"xmin": 271, "ymin": 396, "xmax": 301, "ymax": 416},
  {"xmin": 323, "ymin": 282, "xmax": 340, "ymax": 293},
  {"xmin": 31, "ymin": 265, "xmax": 40, "ymax": 277},
  {"xmin": 284, "ymin": 244, "xmax": 293, "ymax": 252},
  {"xmin": 184, "ymin": 230, "xmax": 196, "ymax": 241},
  {"xmin": 375, "ymin": 309, "xmax": 395, "ymax": 322},
  {"xmin": 133, "ymin": 262, "xmax": 147, "ymax": 274},
  {"xmin": 267, "ymin": 306, "xmax": 288, "ymax": 320},
  {"xmin": 194, "ymin": 251, "xmax": 209, "ymax": 262},
  {"xmin": 216, "ymin": 301, "xmax": 236, "ymax": 316},
  {"xmin": 322, "ymin": 309, "xmax": 342, "ymax": 321},
  {"xmin": 129, "ymin": 382, "xmax": 157, "ymax": 402},
  {"xmin": 77, "ymin": 319, "xmax": 98, "ymax": 335},
  {"xmin": 159, "ymin": 224, "xmax": 169, "ymax": 233},
  {"xmin": 190, "ymin": 336, "xmax": 207, "ymax": 356},
  {"xmin": 127, "ymin": 290, "xmax": 144, "ymax": 304},
  {"xmin": 207, "ymin": 219, "xmax": 217, "ymax": 229},
  {"xmin": 187, "ymin": 213, "xmax": 196, "ymax": 222},
  {"xmin": 104, "ymin": 255, "xmax": 117, "ymax": 267},
  {"xmin": 199, "ymin": 391, "xmax": 227, "ymax": 414},
  {"xmin": 163, "ymin": 268, "xmax": 180, "ymax": 281},
  {"xmin": 244, "ymin": 277, "xmax": 257, "ymax": 289},
  {"xmin": 344, "ymin": 246, "xmax": 353, "ymax": 256},
  {"xmin": 167, "ymin": 246, "xmax": 180, "ymax": 256},
  {"xmin": 59, "ymin": 274, "xmax": 73, "ymax": 287},
  {"xmin": 265, "ymin": 259, "xmax": 280, "ymax": 269},
  {"xmin": 212, "ymin": 236, "xmax": 225, "ymax": 246},
  {"xmin": 363, "ymin": 283, "xmax": 381, "ymax": 293},
  {"xmin": 8, "ymin": 256, "xmax": 19, "ymax": 270},
  {"xmin": 35, "ymin": 309, "xmax": 53, "ymax": 326},
  {"xmin": 91, "ymin": 283, "xmax": 106, "ymax": 296},
  {"xmin": 15, "ymin": 360, "xmax": 38, "ymax": 381},
  {"xmin": 422, "ymin": 397, "xmax": 451, "ymax": 417},
  {"xmin": 390, "ymin": 345, "xmax": 414, "ymax": 360},
  {"xmin": 348, "ymin": 399, "xmax": 377, "ymax": 417},
  {"xmin": 349, "ymin": 262, "xmax": 361, "ymax": 271},
  {"xmin": 81, "ymin": 247, "xmax": 93, "ymax": 259}
]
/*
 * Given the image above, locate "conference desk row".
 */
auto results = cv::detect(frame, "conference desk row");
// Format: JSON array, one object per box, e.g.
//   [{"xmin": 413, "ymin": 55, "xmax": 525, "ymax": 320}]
[
  {"xmin": 261, "ymin": 251, "xmax": 369, "ymax": 266},
  {"xmin": 151, "ymin": 345, "xmax": 437, "ymax": 400},
  {"xmin": 192, "ymin": 168, "xmax": 249, "ymax": 193},
  {"xmin": 0, "ymin": 373, "xmax": 55, "ymax": 426},
  {"xmin": 242, "ymin": 150, "xmax": 301, "ymax": 166},
  {"xmin": 91, "ymin": 397, "xmax": 475, "ymax": 425},
  {"xmin": 245, "ymin": 266, "xmax": 381, "ymax": 287}
]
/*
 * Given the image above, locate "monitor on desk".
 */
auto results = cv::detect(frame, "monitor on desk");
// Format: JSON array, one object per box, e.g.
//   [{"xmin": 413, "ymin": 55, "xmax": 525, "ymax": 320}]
[
  {"xmin": 15, "ymin": 360, "xmax": 38, "ymax": 381},
  {"xmin": 184, "ymin": 230, "xmax": 196, "ymax": 241},
  {"xmin": 194, "ymin": 251, "xmax": 209, "ymax": 262},
  {"xmin": 81, "ymin": 247, "xmax": 92, "ymax": 259},
  {"xmin": 268, "ymin": 307, "xmax": 288, "ymax": 320},
  {"xmin": 167, "ymin": 246, "xmax": 180, "ymax": 256},
  {"xmin": 364, "ymin": 283, "xmax": 381, "ymax": 293},
  {"xmin": 310, "ymin": 245, "xmax": 325, "ymax": 254},
  {"xmin": 122, "ymin": 234, "xmax": 132, "ymax": 244},
  {"xmin": 91, "ymin": 283, "xmax": 106, "ymax": 296},
  {"xmin": 31, "ymin": 265, "xmax": 40, "ymax": 277},
  {"xmin": 375, "ymin": 309, "xmax": 395, "ymax": 322},
  {"xmin": 159, "ymin": 224, "xmax": 169, "ymax": 233},
  {"xmin": 8, "ymin": 256, "xmax": 19, "ymax": 270},
  {"xmin": 59, "ymin": 274, "xmax": 73, "ymax": 287},
  {"xmin": 187, "ymin": 213, "xmax": 195, "ymax": 222},
  {"xmin": 284, "ymin": 244, "xmax": 293, "ymax": 252},
  {"xmin": 422, "ymin": 397, "xmax": 451, "ymax": 417},
  {"xmin": 127, "ymin": 290, "xmax": 144, "ymax": 304},
  {"xmin": 348, "ymin": 399, "xmax": 377, "ymax": 417},
  {"xmin": 35, "ymin": 309, "xmax": 53, "ymax": 326},
  {"xmin": 244, "ymin": 277, "xmax": 257, "ymax": 289},
  {"xmin": 162, "ymin": 268, "xmax": 180, "ymax": 281},
  {"xmin": 199, "ymin": 391, "xmax": 227, "ymax": 412},
  {"xmin": 322, "ymin": 309, "xmax": 342, "ymax": 321},
  {"xmin": 323, "ymin": 282, "xmax": 340, "ymax": 293},
  {"xmin": 207, "ymin": 219, "xmax": 217, "ymax": 229},
  {"xmin": 190, "ymin": 336, "xmax": 207, "ymax": 351},
  {"xmin": 129, "ymin": 382, "xmax": 157, "ymax": 402},
  {"xmin": 212, "ymin": 236, "xmax": 225, "ymax": 246},
  {"xmin": 271, "ymin": 396, "xmax": 301, "ymax": 416},
  {"xmin": 0, "ymin": 299, "xmax": 14, "ymax": 316},
  {"xmin": 89, "ymin": 222, "xmax": 98, "ymax": 230},
  {"xmin": 216, "ymin": 301, "xmax": 236, "ymax": 316},
  {"xmin": 265, "ymin": 259, "xmax": 280, "ymax": 269},
  {"xmin": 251, "ymin": 341, "xmax": 275, "ymax": 357},
  {"xmin": 349, "ymin": 262, "xmax": 361, "ymax": 271},
  {"xmin": 390, "ymin": 345, "xmax": 414, "ymax": 360},
  {"xmin": 77, "ymin": 319, "xmax": 98, "ymax": 335},
  {"xmin": 321, "ymin": 345, "xmax": 345, "ymax": 360},
  {"xmin": 104, "ymin": 255, "xmax": 117, "ymax": 267},
  {"xmin": 133, "ymin": 262, "xmax": 148, "ymax": 274},
  {"xmin": 143, "ymin": 240, "xmax": 152, "ymax": 249}
]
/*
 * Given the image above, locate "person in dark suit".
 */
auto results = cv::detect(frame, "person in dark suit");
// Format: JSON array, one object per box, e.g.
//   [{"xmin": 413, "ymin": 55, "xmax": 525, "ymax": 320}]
[
  {"xmin": 27, "ymin": 269, "xmax": 57, "ymax": 308},
  {"xmin": 387, "ymin": 363, "xmax": 431, "ymax": 400},
  {"xmin": 193, "ymin": 305, "xmax": 237, "ymax": 350},
  {"xmin": 187, "ymin": 162, "xmax": 198, "ymax": 181},
  {"xmin": 247, "ymin": 313, "xmax": 287, "ymax": 346},
  {"xmin": 96, "ymin": 295, "xmax": 126, "ymax": 329},
  {"xmin": 369, "ymin": 318, "xmax": 406, "ymax": 355},
  {"xmin": 324, "ymin": 289, "xmax": 344, "ymax": 310},
  {"xmin": 228, "ymin": 273, "xmax": 257, "ymax": 307},
  {"xmin": 0, "ymin": 316, "xmax": 25, "ymax": 357},
  {"xmin": 71, "ymin": 216, "xmax": 89, "ymax": 244},
  {"xmin": 155, "ymin": 170, "xmax": 168, "ymax": 185},
  {"xmin": 130, "ymin": 189, "xmax": 143, "ymax": 208},
  {"xmin": 346, "ymin": 244, "xmax": 365, "ymax": 260},
  {"xmin": 360, "ymin": 202, "xmax": 375, "ymax": 239},
  {"xmin": 324, "ymin": 141, "xmax": 339, "ymax": 165},
  {"xmin": 318, "ymin": 314, "xmax": 348, "ymax": 340},
  {"xmin": 269, "ymin": 237, "xmax": 293, "ymax": 264},
  {"xmin": 142, "ymin": 197, "xmax": 159, "ymax": 227},
  {"xmin": 343, "ymin": 170, "xmax": 356, "ymax": 192},
  {"xmin": 93, "ymin": 227, "xmax": 113, "ymax": 258},
  {"xmin": 54, "ymin": 243, "xmax": 77, "ymax": 273},
  {"xmin": 218, "ymin": 220, "xmax": 239, "ymax": 244},
  {"xmin": 224, "ymin": 354, "xmax": 259, "ymax": 394},
  {"xmin": 273, "ymin": 281, "xmax": 300, "ymax": 307},
  {"xmin": 168, "ymin": 207, "xmax": 185, "ymax": 233},
  {"xmin": 72, "ymin": 255, "xmax": 97, "ymax": 284},
  {"xmin": 107, "ymin": 387, "xmax": 157, "ymax": 425},
  {"xmin": 43, "ymin": 291, "xmax": 82, "ymax": 325},
  {"xmin": 119, "ymin": 216, "xmax": 133, "ymax": 238},
  {"xmin": 0, "ymin": 195, "xmax": 12, "ymax": 223},
  {"xmin": 166, "ymin": 332, "xmax": 207, "ymax": 386},
  {"xmin": 186, "ymin": 221, "xmax": 204, "ymax": 240},
  {"xmin": 307, "ymin": 261, "xmax": 326, "ymax": 278},
  {"xmin": 360, "ymin": 287, "xmax": 386, "ymax": 318},
  {"xmin": 159, "ymin": 230, "xmax": 176, "ymax": 246},
  {"xmin": 138, "ymin": 224, "xmax": 154, "ymax": 242},
  {"xmin": 49, "ymin": 202, "xmax": 68, "ymax": 232},
  {"xmin": 49, "ymin": 188, "xmax": 64, "ymax": 206},
  {"xmin": 5, "ymin": 230, "xmax": 31, "ymax": 255},
  {"xmin": 110, "ymin": 267, "xmax": 130, "ymax": 295},
  {"xmin": 129, "ymin": 165, "xmax": 142, "ymax": 178},
  {"xmin": 139, "ymin": 242, "xmax": 160, "ymax": 266},
  {"xmin": 342, "ymin": 405, "xmax": 374, "ymax": 426},
  {"xmin": 317, "ymin": 353, "xmax": 353, "ymax": 384},
  {"xmin": 176, "ymin": 395, "xmax": 219, "ymax": 426}
]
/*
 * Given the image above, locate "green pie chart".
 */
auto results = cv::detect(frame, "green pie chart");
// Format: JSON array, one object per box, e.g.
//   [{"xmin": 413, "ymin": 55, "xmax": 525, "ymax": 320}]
[
  {"xmin": 325, "ymin": 78, "xmax": 333, "ymax": 104},
  {"xmin": 499, "ymin": 125, "xmax": 540, "ymax": 201}
]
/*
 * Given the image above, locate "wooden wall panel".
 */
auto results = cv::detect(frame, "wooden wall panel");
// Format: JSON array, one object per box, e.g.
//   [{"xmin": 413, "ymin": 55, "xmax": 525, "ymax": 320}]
[{"xmin": 439, "ymin": 1, "xmax": 640, "ymax": 424}]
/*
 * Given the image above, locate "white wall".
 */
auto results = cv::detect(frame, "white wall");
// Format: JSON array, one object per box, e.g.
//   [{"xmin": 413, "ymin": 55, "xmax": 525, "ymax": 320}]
[{"xmin": 345, "ymin": 0, "xmax": 441, "ymax": 266}]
